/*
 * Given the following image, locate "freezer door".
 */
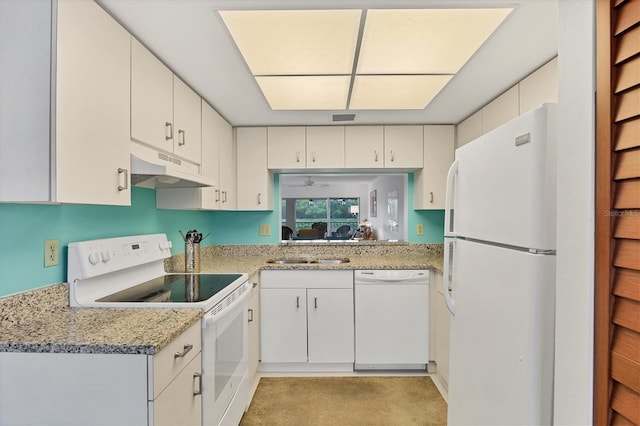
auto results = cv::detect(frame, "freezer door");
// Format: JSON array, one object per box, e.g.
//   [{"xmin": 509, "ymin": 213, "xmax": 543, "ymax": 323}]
[
  {"xmin": 447, "ymin": 238, "xmax": 555, "ymax": 426},
  {"xmin": 452, "ymin": 104, "xmax": 557, "ymax": 250}
]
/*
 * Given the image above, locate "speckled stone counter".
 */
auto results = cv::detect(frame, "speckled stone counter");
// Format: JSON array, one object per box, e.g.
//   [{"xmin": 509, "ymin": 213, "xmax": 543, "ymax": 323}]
[
  {"xmin": 2, "ymin": 243, "xmax": 441, "ymax": 355},
  {"xmin": 165, "ymin": 243, "xmax": 444, "ymax": 275},
  {"xmin": 0, "ymin": 284, "xmax": 202, "ymax": 355}
]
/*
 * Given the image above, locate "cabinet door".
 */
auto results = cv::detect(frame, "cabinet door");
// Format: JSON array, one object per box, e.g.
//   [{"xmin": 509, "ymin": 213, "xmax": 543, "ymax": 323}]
[
  {"xmin": 247, "ymin": 279, "xmax": 261, "ymax": 386},
  {"xmin": 173, "ymin": 76, "xmax": 202, "ymax": 164},
  {"xmin": 344, "ymin": 126, "xmax": 384, "ymax": 168},
  {"xmin": 432, "ymin": 272, "xmax": 450, "ymax": 387},
  {"xmin": 306, "ymin": 126, "xmax": 345, "ymax": 169},
  {"xmin": 307, "ymin": 288, "xmax": 354, "ymax": 363},
  {"xmin": 260, "ymin": 288, "xmax": 307, "ymax": 363},
  {"xmin": 131, "ymin": 38, "xmax": 174, "ymax": 153},
  {"xmin": 199, "ymin": 101, "xmax": 222, "ymax": 210},
  {"xmin": 153, "ymin": 353, "xmax": 202, "ymax": 426},
  {"xmin": 55, "ymin": 0, "xmax": 131, "ymax": 205},
  {"xmin": 218, "ymin": 120, "xmax": 236, "ymax": 210},
  {"xmin": 414, "ymin": 125, "xmax": 454, "ymax": 210},
  {"xmin": 267, "ymin": 127, "xmax": 306, "ymax": 169},
  {"xmin": 236, "ymin": 127, "xmax": 273, "ymax": 210},
  {"xmin": 384, "ymin": 125, "xmax": 424, "ymax": 168}
]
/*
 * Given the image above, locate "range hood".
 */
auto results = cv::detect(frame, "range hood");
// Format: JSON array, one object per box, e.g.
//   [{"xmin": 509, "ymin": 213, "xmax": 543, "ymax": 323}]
[{"xmin": 130, "ymin": 143, "xmax": 215, "ymax": 189}]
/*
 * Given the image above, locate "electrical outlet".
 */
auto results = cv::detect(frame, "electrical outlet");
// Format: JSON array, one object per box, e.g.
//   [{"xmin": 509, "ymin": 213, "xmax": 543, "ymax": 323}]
[
  {"xmin": 44, "ymin": 239, "xmax": 59, "ymax": 267},
  {"xmin": 416, "ymin": 224, "xmax": 425, "ymax": 236},
  {"xmin": 259, "ymin": 224, "xmax": 271, "ymax": 236}
]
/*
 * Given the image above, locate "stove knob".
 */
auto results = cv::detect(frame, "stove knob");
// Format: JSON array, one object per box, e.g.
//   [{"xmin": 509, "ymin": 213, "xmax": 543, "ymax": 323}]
[
  {"xmin": 88, "ymin": 252, "xmax": 101, "ymax": 265},
  {"xmin": 101, "ymin": 251, "xmax": 112, "ymax": 263}
]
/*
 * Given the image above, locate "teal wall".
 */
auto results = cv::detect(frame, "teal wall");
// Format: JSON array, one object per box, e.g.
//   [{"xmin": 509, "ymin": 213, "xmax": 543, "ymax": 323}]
[{"xmin": 0, "ymin": 174, "xmax": 442, "ymax": 297}]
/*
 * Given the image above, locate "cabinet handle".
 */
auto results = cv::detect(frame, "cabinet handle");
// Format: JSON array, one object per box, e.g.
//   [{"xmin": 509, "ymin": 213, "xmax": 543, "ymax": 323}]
[
  {"xmin": 430, "ymin": 192, "xmax": 434, "ymax": 203},
  {"xmin": 174, "ymin": 343, "xmax": 193, "ymax": 359},
  {"xmin": 193, "ymin": 372, "xmax": 202, "ymax": 396},
  {"xmin": 165, "ymin": 122, "xmax": 173, "ymax": 140},
  {"xmin": 374, "ymin": 150, "xmax": 378, "ymax": 162},
  {"xmin": 222, "ymin": 191, "xmax": 227, "ymax": 203},
  {"xmin": 178, "ymin": 129, "xmax": 186, "ymax": 146},
  {"xmin": 314, "ymin": 296, "xmax": 318, "ymax": 309},
  {"xmin": 257, "ymin": 193, "xmax": 262, "ymax": 205},
  {"xmin": 252, "ymin": 282, "xmax": 258, "ymax": 289},
  {"xmin": 312, "ymin": 151, "xmax": 316, "ymax": 163},
  {"xmin": 117, "ymin": 168, "xmax": 128, "ymax": 191},
  {"xmin": 296, "ymin": 151, "xmax": 300, "ymax": 163},
  {"xmin": 296, "ymin": 296, "xmax": 300, "ymax": 308},
  {"xmin": 390, "ymin": 150, "xmax": 395, "ymax": 162},
  {"xmin": 215, "ymin": 189, "xmax": 220, "ymax": 202},
  {"xmin": 248, "ymin": 308, "xmax": 254, "ymax": 322}
]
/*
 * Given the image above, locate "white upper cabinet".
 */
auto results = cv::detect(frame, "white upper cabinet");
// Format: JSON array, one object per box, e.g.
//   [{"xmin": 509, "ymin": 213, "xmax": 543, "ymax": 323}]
[
  {"xmin": 156, "ymin": 101, "xmax": 229, "ymax": 210},
  {"xmin": 267, "ymin": 127, "xmax": 306, "ymax": 169},
  {"xmin": 305, "ymin": 126, "xmax": 345, "ymax": 169},
  {"xmin": 414, "ymin": 126, "xmax": 455, "ymax": 210},
  {"xmin": 384, "ymin": 125, "xmax": 424, "ymax": 169},
  {"xmin": 0, "ymin": 0, "xmax": 131, "ymax": 205},
  {"xmin": 173, "ymin": 76, "xmax": 202, "ymax": 164},
  {"xmin": 236, "ymin": 127, "xmax": 273, "ymax": 210},
  {"xmin": 130, "ymin": 38, "xmax": 174, "ymax": 154},
  {"xmin": 131, "ymin": 39, "xmax": 202, "ymax": 164},
  {"xmin": 218, "ymin": 121, "xmax": 236, "ymax": 210},
  {"xmin": 344, "ymin": 126, "xmax": 384, "ymax": 169},
  {"xmin": 519, "ymin": 58, "xmax": 558, "ymax": 114}
]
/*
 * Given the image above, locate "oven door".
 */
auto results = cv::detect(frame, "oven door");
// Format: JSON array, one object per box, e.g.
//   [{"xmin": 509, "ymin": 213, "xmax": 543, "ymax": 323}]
[{"xmin": 202, "ymin": 287, "xmax": 250, "ymax": 426}]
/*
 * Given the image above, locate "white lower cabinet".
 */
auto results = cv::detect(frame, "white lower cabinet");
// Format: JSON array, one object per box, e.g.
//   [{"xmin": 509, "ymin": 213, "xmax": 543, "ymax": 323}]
[
  {"xmin": 260, "ymin": 270, "xmax": 354, "ymax": 371},
  {"xmin": 431, "ymin": 270, "xmax": 451, "ymax": 389},
  {"xmin": 0, "ymin": 321, "xmax": 201, "ymax": 426},
  {"xmin": 247, "ymin": 274, "xmax": 261, "ymax": 391}
]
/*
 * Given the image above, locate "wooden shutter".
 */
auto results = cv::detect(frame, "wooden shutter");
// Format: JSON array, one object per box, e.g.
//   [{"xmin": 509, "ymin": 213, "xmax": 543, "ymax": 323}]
[{"xmin": 595, "ymin": 0, "xmax": 640, "ymax": 425}]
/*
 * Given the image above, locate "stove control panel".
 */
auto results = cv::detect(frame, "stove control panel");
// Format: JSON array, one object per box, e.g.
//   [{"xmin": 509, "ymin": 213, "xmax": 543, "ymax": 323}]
[{"xmin": 68, "ymin": 234, "xmax": 172, "ymax": 282}]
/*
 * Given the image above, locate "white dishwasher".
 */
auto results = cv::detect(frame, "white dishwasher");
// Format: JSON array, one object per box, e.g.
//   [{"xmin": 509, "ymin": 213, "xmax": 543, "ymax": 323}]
[{"xmin": 354, "ymin": 270, "xmax": 429, "ymax": 370}]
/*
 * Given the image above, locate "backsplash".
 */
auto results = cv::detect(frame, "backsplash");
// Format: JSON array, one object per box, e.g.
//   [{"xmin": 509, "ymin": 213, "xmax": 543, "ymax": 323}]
[{"xmin": 0, "ymin": 175, "xmax": 444, "ymax": 297}]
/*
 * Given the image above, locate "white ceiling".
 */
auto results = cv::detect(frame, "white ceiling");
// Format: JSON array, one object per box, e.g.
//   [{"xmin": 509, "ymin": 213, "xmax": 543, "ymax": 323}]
[{"xmin": 97, "ymin": 0, "xmax": 558, "ymax": 127}]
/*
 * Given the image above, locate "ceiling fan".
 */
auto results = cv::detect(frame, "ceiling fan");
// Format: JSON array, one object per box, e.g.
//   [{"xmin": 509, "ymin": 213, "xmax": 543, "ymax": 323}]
[{"xmin": 286, "ymin": 176, "xmax": 330, "ymax": 188}]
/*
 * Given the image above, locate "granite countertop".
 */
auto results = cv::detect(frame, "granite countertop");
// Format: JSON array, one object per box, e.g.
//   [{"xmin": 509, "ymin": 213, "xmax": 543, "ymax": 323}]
[
  {"xmin": 2, "ymin": 244, "xmax": 443, "ymax": 355},
  {"xmin": 0, "ymin": 284, "xmax": 202, "ymax": 355}
]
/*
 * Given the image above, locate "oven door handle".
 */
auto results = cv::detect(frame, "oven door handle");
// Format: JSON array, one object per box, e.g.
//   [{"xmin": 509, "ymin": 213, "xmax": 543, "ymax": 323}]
[{"xmin": 204, "ymin": 286, "xmax": 250, "ymax": 326}]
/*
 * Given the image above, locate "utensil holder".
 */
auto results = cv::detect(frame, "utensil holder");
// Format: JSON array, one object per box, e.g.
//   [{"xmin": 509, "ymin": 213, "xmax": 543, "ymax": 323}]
[{"xmin": 185, "ymin": 242, "xmax": 200, "ymax": 273}]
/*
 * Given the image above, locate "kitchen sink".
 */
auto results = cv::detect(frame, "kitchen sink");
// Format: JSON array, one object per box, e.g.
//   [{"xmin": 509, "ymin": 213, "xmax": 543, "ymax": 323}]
[
  {"xmin": 265, "ymin": 258, "xmax": 350, "ymax": 265},
  {"xmin": 265, "ymin": 259, "xmax": 311, "ymax": 264},
  {"xmin": 309, "ymin": 258, "xmax": 350, "ymax": 264}
]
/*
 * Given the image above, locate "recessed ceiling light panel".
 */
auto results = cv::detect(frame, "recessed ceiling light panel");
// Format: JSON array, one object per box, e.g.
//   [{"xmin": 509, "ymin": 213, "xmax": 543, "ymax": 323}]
[
  {"xmin": 350, "ymin": 75, "xmax": 452, "ymax": 110},
  {"xmin": 219, "ymin": 10, "xmax": 361, "ymax": 75},
  {"xmin": 357, "ymin": 8, "xmax": 512, "ymax": 74},
  {"xmin": 256, "ymin": 76, "xmax": 350, "ymax": 110}
]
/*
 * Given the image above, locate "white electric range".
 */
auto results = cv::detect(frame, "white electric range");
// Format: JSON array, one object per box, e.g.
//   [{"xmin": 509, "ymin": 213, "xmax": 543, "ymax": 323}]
[{"xmin": 67, "ymin": 233, "xmax": 250, "ymax": 426}]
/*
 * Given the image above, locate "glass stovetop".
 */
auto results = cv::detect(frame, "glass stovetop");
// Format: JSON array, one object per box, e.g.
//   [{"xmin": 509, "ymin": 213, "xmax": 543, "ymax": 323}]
[{"xmin": 97, "ymin": 273, "xmax": 243, "ymax": 303}]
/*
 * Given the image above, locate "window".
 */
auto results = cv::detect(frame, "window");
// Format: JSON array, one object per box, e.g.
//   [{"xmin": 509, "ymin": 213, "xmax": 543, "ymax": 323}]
[{"xmin": 282, "ymin": 198, "xmax": 359, "ymax": 238}]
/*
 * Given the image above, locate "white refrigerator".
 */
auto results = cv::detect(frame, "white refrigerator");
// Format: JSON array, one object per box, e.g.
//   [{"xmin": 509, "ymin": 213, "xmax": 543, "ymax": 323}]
[{"xmin": 444, "ymin": 104, "xmax": 557, "ymax": 425}]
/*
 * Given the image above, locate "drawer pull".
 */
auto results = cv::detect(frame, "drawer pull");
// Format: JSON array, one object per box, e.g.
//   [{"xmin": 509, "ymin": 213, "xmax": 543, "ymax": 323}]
[
  {"xmin": 193, "ymin": 372, "xmax": 202, "ymax": 396},
  {"xmin": 174, "ymin": 343, "xmax": 193, "ymax": 359}
]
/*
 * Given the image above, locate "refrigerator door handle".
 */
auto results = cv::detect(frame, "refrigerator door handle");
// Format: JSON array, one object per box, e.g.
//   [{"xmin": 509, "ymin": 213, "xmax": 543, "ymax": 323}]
[
  {"xmin": 443, "ymin": 238, "xmax": 456, "ymax": 315},
  {"xmin": 444, "ymin": 159, "xmax": 459, "ymax": 237}
]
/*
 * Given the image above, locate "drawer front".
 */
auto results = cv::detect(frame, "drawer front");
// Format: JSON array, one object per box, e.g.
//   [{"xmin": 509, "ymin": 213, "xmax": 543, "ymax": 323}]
[{"xmin": 152, "ymin": 320, "xmax": 201, "ymax": 398}]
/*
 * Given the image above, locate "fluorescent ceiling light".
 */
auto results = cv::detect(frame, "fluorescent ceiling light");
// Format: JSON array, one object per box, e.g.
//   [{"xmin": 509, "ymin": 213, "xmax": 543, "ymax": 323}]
[
  {"xmin": 256, "ymin": 76, "xmax": 351, "ymax": 110},
  {"xmin": 219, "ymin": 10, "xmax": 361, "ymax": 75},
  {"xmin": 350, "ymin": 75, "xmax": 453, "ymax": 110},
  {"xmin": 219, "ymin": 7, "xmax": 512, "ymax": 111},
  {"xmin": 358, "ymin": 9, "xmax": 513, "ymax": 74}
]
